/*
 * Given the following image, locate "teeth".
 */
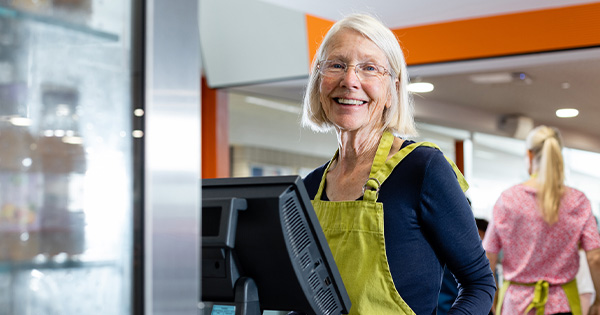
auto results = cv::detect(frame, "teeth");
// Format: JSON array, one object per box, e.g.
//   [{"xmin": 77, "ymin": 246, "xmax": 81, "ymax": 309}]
[{"xmin": 337, "ymin": 98, "xmax": 365, "ymax": 105}]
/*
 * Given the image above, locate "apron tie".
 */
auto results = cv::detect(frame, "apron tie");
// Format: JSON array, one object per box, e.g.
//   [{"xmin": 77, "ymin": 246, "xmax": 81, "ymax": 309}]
[
  {"xmin": 496, "ymin": 279, "xmax": 581, "ymax": 315},
  {"xmin": 524, "ymin": 280, "xmax": 549, "ymax": 315}
]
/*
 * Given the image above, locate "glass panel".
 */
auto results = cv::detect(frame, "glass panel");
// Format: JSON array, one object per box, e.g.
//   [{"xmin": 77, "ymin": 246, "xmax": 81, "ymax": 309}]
[
  {"xmin": 0, "ymin": 2, "xmax": 132, "ymax": 314},
  {"xmin": 470, "ymin": 132, "xmax": 600, "ymax": 221},
  {"xmin": 564, "ymin": 148, "xmax": 600, "ymax": 218},
  {"xmin": 415, "ymin": 122, "xmax": 473, "ymax": 162},
  {"xmin": 469, "ymin": 133, "xmax": 527, "ymax": 220}
]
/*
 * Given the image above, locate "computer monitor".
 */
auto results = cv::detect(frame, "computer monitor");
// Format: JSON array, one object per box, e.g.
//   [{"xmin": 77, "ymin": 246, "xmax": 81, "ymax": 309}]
[{"xmin": 201, "ymin": 175, "xmax": 351, "ymax": 315}]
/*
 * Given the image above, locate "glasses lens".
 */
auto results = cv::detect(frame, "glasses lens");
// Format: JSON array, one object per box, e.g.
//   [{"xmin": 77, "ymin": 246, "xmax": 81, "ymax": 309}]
[
  {"xmin": 319, "ymin": 61, "xmax": 389, "ymax": 80},
  {"xmin": 320, "ymin": 60, "xmax": 345, "ymax": 76},
  {"xmin": 357, "ymin": 64, "xmax": 382, "ymax": 78}
]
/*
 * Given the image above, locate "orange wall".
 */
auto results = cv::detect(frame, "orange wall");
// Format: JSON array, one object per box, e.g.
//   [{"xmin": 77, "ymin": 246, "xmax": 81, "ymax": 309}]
[
  {"xmin": 306, "ymin": 3, "xmax": 600, "ymax": 66},
  {"xmin": 305, "ymin": 14, "xmax": 334, "ymax": 66},
  {"xmin": 201, "ymin": 77, "xmax": 230, "ymax": 179}
]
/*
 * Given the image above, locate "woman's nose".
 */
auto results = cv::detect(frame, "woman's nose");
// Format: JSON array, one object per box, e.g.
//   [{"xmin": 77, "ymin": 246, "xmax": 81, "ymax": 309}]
[{"xmin": 339, "ymin": 65, "xmax": 361, "ymax": 88}]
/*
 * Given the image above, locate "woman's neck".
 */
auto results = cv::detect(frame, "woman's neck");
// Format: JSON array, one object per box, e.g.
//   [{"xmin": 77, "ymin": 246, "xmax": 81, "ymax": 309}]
[{"xmin": 332, "ymin": 129, "xmax": 383, "ymax": 173}]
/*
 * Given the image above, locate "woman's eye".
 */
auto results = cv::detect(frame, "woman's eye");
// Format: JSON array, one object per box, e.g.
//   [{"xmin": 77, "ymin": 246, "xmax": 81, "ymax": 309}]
[
  {"xmin": 330, "ymin": 62, "xmax": 345, "ymax": 69},
  {"xmin": 362, "ymin": 64, "xmax": 377, "ymax": 72}
]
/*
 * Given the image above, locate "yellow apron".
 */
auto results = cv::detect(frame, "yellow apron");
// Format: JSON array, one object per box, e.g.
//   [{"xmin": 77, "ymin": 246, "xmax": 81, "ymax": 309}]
[
  {"xmin": 311, "ymin": 131, "xmax": 468, "ymax": 315},
  {"xmin": 496, "ymin": 279, "xmax": 581, "ymax": 315}
]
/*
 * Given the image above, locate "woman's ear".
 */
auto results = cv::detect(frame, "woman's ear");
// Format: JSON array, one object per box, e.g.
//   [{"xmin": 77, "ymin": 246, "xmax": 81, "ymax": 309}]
[
  {"xmin": 387, "ymin": 78, "xmax": 400, "ymax": 109},
  {"xmin": 526, "ymin": 150, "xmax": 534, "ymax": 175},
  {"xmin": 527, "ymin": 150, "xmax": 534, "ymax": 162}
]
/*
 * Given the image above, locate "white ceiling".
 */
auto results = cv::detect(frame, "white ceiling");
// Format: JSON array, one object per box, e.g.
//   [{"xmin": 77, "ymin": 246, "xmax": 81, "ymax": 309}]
[
  {"xmin": 231, "ymin": 0, "xmax": 600, "ymax": 152},
  {"xmin": 258, "ymin": 0, "xmax": 600, "ymax": 28}
]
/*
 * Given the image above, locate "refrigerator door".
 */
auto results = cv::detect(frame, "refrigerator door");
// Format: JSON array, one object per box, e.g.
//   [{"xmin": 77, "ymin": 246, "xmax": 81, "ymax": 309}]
[{"xmin": 0, "ymin": 2, "xmax": 134, "ymax": 314}]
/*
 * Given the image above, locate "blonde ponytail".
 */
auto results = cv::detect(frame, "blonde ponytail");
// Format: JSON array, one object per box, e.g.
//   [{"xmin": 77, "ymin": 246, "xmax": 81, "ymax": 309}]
[{"xmin": 526, "ymin": 126, "xmax": 565, "ymax": 224}]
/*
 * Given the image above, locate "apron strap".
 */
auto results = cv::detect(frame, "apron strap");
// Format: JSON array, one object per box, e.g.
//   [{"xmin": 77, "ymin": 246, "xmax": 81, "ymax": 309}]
[
  {"xmin": 363, "ymin": 131, "xmax": 395, "ymax": 201},
  {"xmin": 563, "ymin": 279, "xmax": 582, "ymax": 315},
  {"xmin": 315, "ymin": 132, "xmax": 394, "ymax": 201},
  {"xmin": 369, "ymin": 141, "xmax": 469, "ymax": 195},
  {"xmin": 496, "ymin": 279, "xmax": 581, "ymax": 315},
  {"xmin": 496, "ymin": 280, "xmax": 510, "ymax": 315},
  {"xmin": 314, "ymin": 131, "xmax": 469, "ymax": 201},
  {"xmin": 314, "ymin": 151, "xmax": 335, "ymax": 201}
]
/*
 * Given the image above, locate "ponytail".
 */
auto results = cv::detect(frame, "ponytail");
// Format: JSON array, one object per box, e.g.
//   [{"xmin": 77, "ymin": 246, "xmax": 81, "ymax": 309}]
[{"xmin": 526, "ymin": 126, "xmax": 565, "ymax": 224}]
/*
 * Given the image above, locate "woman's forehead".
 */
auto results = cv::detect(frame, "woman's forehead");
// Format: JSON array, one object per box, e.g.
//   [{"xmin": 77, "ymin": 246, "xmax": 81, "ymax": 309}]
[{"xmin": 324, "ymin": 29, "xmax": 386, "ymax": 62}]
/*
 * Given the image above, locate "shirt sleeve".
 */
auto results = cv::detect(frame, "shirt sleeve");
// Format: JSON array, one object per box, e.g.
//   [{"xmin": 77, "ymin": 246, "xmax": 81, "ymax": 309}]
[
  {"xmin": 419, "ymin": 150, "xmax": 496, "ymax": 314},
  {"xmin": 577, "ymin": 192, "xmax": 600, "ymax": 251},
  {"xmin": 576, "ymin": 249, "xmax": 596, "ymax": 295},
  {"xmin": 482, "ymin": 194, "xmax": 505, "ymax": 254}
]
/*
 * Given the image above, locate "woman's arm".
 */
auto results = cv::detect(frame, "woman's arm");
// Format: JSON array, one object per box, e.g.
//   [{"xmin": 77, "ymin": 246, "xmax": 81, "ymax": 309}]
[
  {"xmin": 486, "ymin": 253, "xmax": 498, "ymax": 274},
  {"xmin": 586, "ymin": 249, "xmax": 600, "ymax": 315},
  {"xmin": 420, "ymin": 151, "xmax": 496, "ymax": 314},
  {"xmin": 486, "ymin": 252, "xmax": 499, "ymax": 314}
]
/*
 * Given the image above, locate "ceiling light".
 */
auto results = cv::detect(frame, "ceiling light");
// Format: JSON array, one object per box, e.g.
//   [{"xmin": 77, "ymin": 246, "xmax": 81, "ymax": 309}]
[
  {"xmin": 556, "ymin": 108, "xmax": 579, "ymax": 118},
  {"xmin": 62, "ymin": 136, "xmax": 84, "ymax": 145},
  {"xmin": 245, "ymin": 96, "xmax": 301, "ymax": 114},
  {"xmin": 469, "ymin": 72, "xmax": 513, "ymax": 84},
  {"xmin": 468, "ymin": 72, "xmax": 532, "ymax": 84},
  {"xmin": 408, "ymin": 82, "xmax": 434, "ymax": 93},
  {"xmin": 10, "ymin": 117, "xmax": 32, "ymax": 126}
]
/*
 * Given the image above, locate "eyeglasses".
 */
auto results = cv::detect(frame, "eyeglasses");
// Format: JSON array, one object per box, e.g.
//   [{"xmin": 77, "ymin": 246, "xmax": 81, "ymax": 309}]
[{"xmin": 317, "ymin": 60, "xmax": 392, "ymax": 81}]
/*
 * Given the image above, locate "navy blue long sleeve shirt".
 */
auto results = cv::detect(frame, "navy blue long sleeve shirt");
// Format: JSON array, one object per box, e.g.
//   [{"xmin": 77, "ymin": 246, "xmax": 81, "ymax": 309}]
[{"xmin": 303, "ymin": 140, "xmax": 496, "ymax": 314}]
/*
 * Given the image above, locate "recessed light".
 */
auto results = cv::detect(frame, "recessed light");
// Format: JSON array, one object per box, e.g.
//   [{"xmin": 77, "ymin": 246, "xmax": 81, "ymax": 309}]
[
  {"xmin": 556, "ymin": 108, "xmax": 579, "ymax": 118},
  {"xmin": 408, "ymin": 82, "xmax": 434, "ymax": 93},
  {"xmin": 10, "ymin": 117, "xmax": 32, "ymax": 126},
  {"xmin": 469, "ymin": 72, "xmax": 513, "ymax": 84}
]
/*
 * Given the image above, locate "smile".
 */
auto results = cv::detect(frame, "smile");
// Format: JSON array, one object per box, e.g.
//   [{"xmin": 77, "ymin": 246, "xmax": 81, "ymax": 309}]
[{"xmin": 334, "ymin": 98, "xmax": 367, "ymax": 105}]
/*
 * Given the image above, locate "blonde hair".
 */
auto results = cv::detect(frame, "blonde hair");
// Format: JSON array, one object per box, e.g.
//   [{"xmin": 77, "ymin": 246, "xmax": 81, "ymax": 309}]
[
  {"xmin": 526, "ymin": 125, "xmax": 565, "ymax": 224},
  {"xmin": 301, "ymin": 13, "xmax": 417, "ymax": 138}
]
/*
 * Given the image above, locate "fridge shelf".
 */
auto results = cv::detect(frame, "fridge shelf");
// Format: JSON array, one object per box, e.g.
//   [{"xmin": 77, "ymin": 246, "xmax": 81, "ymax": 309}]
[
  {"xmin": 0, "ymin": 4, "xmax": 118, "ymax": 42},
  {"xmin": 0, "ymin": 258, "xmax": 118, "ymax": 272}
]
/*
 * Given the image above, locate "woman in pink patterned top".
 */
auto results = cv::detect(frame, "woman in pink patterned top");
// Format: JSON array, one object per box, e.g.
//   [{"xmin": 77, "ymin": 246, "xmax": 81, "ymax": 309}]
[{"xmin": 483, "ymin": 125, "xmax": 600, "ymax": 315}]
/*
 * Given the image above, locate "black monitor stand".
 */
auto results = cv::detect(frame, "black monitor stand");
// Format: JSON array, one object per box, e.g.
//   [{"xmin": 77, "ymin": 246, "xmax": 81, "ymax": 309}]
[{"xmin": 202, "ymin": 197, "xmax": 260, "ymax": 315}]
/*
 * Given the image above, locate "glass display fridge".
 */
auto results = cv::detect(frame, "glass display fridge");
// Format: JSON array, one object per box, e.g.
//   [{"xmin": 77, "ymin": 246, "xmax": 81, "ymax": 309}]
[{"xmin": 0, "ymin": 0, "xmax": 201, "ymax": 314}]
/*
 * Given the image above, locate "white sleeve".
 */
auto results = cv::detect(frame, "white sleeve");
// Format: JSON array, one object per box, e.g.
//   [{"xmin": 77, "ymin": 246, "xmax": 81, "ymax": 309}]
[{"xmin": 577, "ymin": 249, "xmax": 596, "ymax": 298}]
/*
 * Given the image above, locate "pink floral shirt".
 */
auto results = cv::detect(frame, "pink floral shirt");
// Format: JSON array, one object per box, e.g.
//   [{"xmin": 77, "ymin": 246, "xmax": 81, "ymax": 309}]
[{"xmin": 483, "ymin": 184, "xmax": 600, "ymax": 314}]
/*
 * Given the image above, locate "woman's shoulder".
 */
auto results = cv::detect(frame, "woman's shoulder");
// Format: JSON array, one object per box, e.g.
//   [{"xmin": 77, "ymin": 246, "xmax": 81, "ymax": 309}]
[
  {"xmin": 498, "ymin": 184, "xmax": 533, "ymax": 200},
  {"xmin": 565, "ymin": 186, "xmax": 587, "ymax": 197},
  {"xmin": 398, "ymin": 140, "xmax": 454, "ymax": 175},
  {"xmin": 400, "ymin": 139, "xmax": 445, "ymax": 162},
  {"xmin": 562, "ymin": 186, "xmax": 591, "ymax": 207},
  {"xmin": 392, "ymin": 140, "xmax": 463, "ymax": 191}
]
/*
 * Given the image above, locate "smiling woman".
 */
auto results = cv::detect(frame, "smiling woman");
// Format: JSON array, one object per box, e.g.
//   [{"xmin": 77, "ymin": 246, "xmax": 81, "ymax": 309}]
[
  {"xmin": 317, "ymin": 29, "xmax": 393, "ymax": 136},
  {"xmin": 300, "ymin": 13, "xmax": 496, "ymax": 315}
]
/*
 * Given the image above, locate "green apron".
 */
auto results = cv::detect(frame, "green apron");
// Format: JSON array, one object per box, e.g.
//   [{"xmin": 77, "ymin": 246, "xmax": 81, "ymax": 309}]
[
  {"xmin": 311, "ymin": 131, "xmax": 468, "ymax": 314},
  {"xmin": 496, "ymin": 278, "xmax": 581, "ymax": 315}
]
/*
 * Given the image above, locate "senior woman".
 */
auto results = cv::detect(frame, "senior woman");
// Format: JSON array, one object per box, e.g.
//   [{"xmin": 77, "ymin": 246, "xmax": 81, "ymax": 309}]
[{"xmin": 301, "ymin": 14, "xmax": 496, "ymax": 314}]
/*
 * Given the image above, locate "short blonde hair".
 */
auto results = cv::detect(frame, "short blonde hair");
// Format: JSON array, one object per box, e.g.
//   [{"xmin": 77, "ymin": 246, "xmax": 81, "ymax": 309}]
[
  {"xmin": 301, "ymin": 13, "xmax": 417, "ymax": 138},
  {"xmin": 526, "ymin": 125, "xmax": 565, "ymax": 224}
]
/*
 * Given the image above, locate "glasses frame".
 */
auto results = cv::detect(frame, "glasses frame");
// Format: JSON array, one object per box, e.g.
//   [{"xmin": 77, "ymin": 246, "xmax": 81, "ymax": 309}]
[{"xmin": 317, "ymin": 60, "xmax": 393, "ymax": 80}]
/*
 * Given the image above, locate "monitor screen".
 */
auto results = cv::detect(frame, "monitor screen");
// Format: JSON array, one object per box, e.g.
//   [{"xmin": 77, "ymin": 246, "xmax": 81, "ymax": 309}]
[{"xmin": 201, "ymin": 175, "xmax": 351, "ymax": 315}]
